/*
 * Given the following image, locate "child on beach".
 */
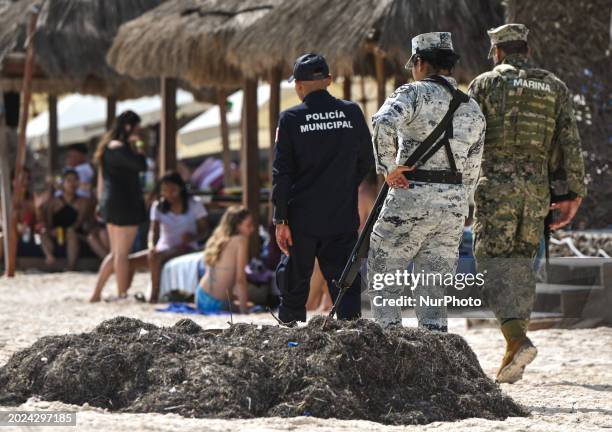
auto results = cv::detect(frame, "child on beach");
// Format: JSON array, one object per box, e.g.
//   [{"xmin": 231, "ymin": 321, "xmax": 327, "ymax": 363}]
[{"xmin": 196, "ymin": 206, "xmax": 254, "ymax": 314}]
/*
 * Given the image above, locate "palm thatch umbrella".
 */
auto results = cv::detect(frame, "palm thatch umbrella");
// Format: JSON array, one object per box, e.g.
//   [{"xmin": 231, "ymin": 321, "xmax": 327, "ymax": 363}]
[
  {"xmin": 0, "ymin": 0, "xmax": 163, "ymax": 98},
  {"xmin": 0, "ymin": 0, "xmax": 28, "ymax": 64},
  {"xmin": 375, "ymin": 0, "xmax": 504, "ymax": 82},
  {"xmin": 107, "ymin": 0, "xmax": 282, "ymax": 88},
  {"xmin": 227, "ymin": 0, "xmax": 391, "ymax": 80},
  {"xmin": 0, "ymin": 0, "xmax": 216, "ymax": 172},
  {"xmin": 228, "ymin": 0, "xmax": 504, "ymax": 89}
]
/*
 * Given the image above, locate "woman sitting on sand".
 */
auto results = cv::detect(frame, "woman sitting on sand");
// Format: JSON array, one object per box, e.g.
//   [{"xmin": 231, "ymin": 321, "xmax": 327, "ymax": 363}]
[
  {"xmin": 147, "ymin": 172, "xmax": 209, "ymax": 302},
  {"xmin": 90, "ymin": 172, "xmax": 208, "ymax": 302},
  {"xmin": 197, "ymin": 206, "xmax": 254, "ymax": 314},
  {"xmin": 40, "ymin": 169, "xmax": 90, "ymax": 270}
]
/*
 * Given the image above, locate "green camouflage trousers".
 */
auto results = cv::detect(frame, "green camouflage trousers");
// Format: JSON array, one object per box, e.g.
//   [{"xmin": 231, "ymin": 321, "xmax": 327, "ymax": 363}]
[{"xmin": 473, "ymin": 177, "xmax": 549, "ymax": 322}]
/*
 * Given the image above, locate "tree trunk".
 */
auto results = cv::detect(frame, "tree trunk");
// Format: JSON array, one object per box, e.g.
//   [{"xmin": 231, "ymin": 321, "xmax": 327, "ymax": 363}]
[
  {"xmin": 105, "ymin": 96, "xmax": 116, "ymax": 131},
  {"xmin": 47, "ymin": 94, "xmax": 58, "ymax": 177},
  {"xmin": 241, "ymin": 79, "xmax": 261, "ymax": 258},
  {"xmin": 159, "ymin": 77, "xmax": 177, "ymax": 176},
  {"xmin": 7, "ymin": 8, "xmax": 38, "ymax": 277},
  {"xmin": 0, "ymin": 107, "xmax": 11, "ymax": 273},
  {"xmin": 343, "ymin": 76, "xmax": 352, "ymax": 100},
  {"xmin": 375, "ymin": 51, "xmax": 386, "ymax": 109},
  {"xmin": 218, "ymin": 88, "xmax": 231, "ymax": 187}
]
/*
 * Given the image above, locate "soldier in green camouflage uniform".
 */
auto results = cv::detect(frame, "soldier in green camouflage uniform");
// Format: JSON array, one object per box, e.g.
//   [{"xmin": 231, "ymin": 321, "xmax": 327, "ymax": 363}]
[{"xmin": 469, "ymin": 24, "xmax": 586, "ymax": 383}]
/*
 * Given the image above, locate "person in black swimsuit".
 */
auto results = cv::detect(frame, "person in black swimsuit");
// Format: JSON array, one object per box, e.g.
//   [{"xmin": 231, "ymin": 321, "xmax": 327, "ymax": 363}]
[
  {"xmin": 91, "ymin": 110, "xmax": 147, "ymax": 301},
  {"xmin": 40, "ymin": 169, "xmax": 89, "ymax": 270}
]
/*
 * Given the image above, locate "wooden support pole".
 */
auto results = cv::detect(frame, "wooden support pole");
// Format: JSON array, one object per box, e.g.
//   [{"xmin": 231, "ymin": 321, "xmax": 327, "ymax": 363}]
[
  {"xmin": 374, "ymin": 50, "xmax": 388, "ymax": 191},
  {"xmin": 342, "ymin": 76, "xmax": 352, "ymax": 100},
  {"xmin": 268, "ymin": 68, "xmax": 282, "ymax": 225},
  {"xmin": 268, "ymin": 67, "xmax": 281, "ymax": 181},
  {"xmin": 394, "ymin": 75, "xmax": 407, "ymax": 89},
  {"xmin": 105, "ymin": 95, "xmax": 116, "ymax": 131},
  {"xmin": 359, "ymin": 76, "xmax": 368, "ymax": 119},
  {"xmin": 374, "ymin": 51, "xmax": 386, "ymax": 109},
  {"xmin": 47, "ymin": 94, "xmax": 58, "ymax": 177},
  {"xmin": 0, "ymin": 100, "xmax": 11, "ymax": 273},
  {"xmin": 241, "ymin": 78, "xmax": 260, "ymax": 257},
  {"xmin": 217, "ymin": 88, "xmax": 231, "ymax": 187},
  {"xmin": 6, "ymin": 6, "xmax": 38, "ymax": 277},
  {"xmin": 159, "ymin": 77, "xmax": 177, "ymax": 176}
]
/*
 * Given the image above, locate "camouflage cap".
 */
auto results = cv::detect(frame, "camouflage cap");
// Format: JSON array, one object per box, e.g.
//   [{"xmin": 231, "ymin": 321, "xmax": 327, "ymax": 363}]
[
  {"xmin": 406, "ymin": 32, "xmax": 455, "ymax": 69},
  {"xmin": 487, "ymin": 23, "xmax": 529, "ymax": 58}
]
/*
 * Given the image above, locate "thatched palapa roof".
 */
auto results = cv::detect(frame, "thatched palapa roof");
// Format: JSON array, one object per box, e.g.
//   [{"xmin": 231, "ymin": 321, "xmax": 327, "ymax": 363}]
[
  {"xmin": 228, "ymin": 0, "xmax": 391, "ymax": 78},
  {"xmin": 375, "ymin": 0, "xmax": 504, "ymax": 81},
  {"xmin": 0, "ymin": 0, "xmax": 163, "ymax": 98},
  {"xmin": 107, "ymin": 0, "xmax": 282, "ymax": 88},
  {"xmin": 0, "ymin": 0, "xmax": 31, "ymax": 69},
  {"xmin": 228, "ymin": 0, "xmax": 504, "ymax": 82}
]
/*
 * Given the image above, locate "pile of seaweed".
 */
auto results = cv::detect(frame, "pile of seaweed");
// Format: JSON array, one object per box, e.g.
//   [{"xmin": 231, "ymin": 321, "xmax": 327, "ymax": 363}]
[{"xmin": 0, "ymin": 316, "xmax": 527, "ymax": 425}]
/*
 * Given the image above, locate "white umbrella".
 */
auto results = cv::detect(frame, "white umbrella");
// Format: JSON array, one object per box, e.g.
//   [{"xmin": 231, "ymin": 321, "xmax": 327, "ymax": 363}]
[{"xmin": 27, "ymin": 90, "xmax": 208, "ymax": 150}]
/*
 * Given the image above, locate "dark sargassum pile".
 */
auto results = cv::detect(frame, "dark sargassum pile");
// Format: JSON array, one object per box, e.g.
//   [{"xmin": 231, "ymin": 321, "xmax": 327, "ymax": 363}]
[{"xmin": 0, "ymin": 316, "xmax": 527, "ymax": 425}]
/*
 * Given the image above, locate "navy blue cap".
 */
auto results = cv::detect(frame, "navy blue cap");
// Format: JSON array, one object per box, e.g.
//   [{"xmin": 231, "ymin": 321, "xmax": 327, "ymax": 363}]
[{"xmin": 288, "ymin": 53, "xmax": 330, "ymax": 83}]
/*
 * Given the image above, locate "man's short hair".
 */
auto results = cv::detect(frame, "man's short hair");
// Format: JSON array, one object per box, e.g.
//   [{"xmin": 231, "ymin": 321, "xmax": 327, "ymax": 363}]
[
  {"xmin": 62, "ymin": 168, "xmax": 79, "ymax": 179},
  {"xmin": 67, "ymin": 143, "xmax": 88, "ymax": 155},
  {"xmin": 496, "ymin": 40, "xmax": 528, "ymax": 56}
]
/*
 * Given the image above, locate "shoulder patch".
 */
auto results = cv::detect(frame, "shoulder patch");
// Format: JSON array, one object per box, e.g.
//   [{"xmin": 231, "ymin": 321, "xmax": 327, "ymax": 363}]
[
  {"xmin": 388, "ymin": 83, "xmax": 417, "ymax": 100},
  {"xmin": 469, "ymin": 70, "xmax": 502, "ymax": 95},
  {"xmin": 493, "ymin": 64, "xmax": 516, "ymax": 74},
  {"xmin": 471, "ymin": 70, "xmax": 503, "ymax": 85}
]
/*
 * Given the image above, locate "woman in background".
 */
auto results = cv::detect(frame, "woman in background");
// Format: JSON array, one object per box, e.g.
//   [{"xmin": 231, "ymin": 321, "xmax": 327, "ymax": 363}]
[
  {"xmin": 90, "ymin": 172, "xmax": 208, "ymax": 302},
  {"xmin": 147, "ymin": 171, "xmax": 208, "ymax": 302},
  {"xmin": 0, "ymin": 168, "xmax": 41, "ymax": 265},
  {"xmin": 197, "ymin": 206, "xmax": 253, "ymax": 314},
  {"xmin": 40, "ymin": 169, "xmax": 89, "ymax": 269},
  {"xmin": 91, "ymin": 110, "xmax": 146, "ymax": 301}
]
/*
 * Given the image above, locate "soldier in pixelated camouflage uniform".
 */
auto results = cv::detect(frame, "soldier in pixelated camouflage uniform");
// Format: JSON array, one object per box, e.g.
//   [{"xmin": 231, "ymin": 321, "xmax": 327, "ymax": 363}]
[
  {"xmin": 469, "ymin": 24, "xmax": 586, "ymax": 383},
  {"xmin": 368, "ymin": 32, "xmax": 485, "ymax": 331}
]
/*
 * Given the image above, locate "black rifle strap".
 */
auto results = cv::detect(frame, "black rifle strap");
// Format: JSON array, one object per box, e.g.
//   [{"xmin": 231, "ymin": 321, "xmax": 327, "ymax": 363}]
[
  {"xmin": 444, "ymin": 139, "xmax": 458, "ymax": 172},
  {"xmin": 404, "ymin": 76, "xmax": 469, "ymax": 168}
]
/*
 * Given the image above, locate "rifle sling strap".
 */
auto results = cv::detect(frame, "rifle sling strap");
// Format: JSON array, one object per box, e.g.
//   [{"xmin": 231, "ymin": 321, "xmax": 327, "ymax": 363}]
[{"xmin": 403, "ymin": 76, "xmax": 470, "ymax": 170}]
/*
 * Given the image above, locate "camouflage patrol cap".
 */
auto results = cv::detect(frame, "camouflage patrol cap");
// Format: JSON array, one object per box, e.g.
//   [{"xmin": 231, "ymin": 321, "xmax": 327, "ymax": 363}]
[
  {"xmin": 487, "ymin": 23, "xmax": 529, "ymax": 58},
  {"xmin": 406, "ymin": 32, "xmax": 455, "ymax": 69}
]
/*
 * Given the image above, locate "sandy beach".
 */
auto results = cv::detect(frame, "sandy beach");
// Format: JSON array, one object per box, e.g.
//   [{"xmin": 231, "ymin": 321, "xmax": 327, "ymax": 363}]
[{"xmin": 0, "ymin": 272, "xmax": 611, "ymax": 432}]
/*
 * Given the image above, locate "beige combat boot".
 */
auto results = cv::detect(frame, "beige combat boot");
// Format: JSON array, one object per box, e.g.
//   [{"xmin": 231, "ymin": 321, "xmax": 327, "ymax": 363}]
[{"xmin": 496, "ymin": 319, "xmax": 538, "ymax": 384}]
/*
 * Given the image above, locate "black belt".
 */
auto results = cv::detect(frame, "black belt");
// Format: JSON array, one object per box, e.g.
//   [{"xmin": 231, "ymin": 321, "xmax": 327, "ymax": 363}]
[{"xmin": 404, "ymin": 169, "xmax": 462, "ymax": 185}]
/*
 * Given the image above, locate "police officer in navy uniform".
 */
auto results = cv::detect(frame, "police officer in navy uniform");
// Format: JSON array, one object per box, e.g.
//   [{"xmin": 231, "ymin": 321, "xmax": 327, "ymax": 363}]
[{"xmin": 272, "ymin": 53, "xmax": 374, "ymax": 323}]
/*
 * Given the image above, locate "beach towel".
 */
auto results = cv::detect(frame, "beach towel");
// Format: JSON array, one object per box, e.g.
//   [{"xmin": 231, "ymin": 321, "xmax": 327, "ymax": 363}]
[{"xmin": 156, "ymin": 252, "xmax": 205, "ymax": 299}]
